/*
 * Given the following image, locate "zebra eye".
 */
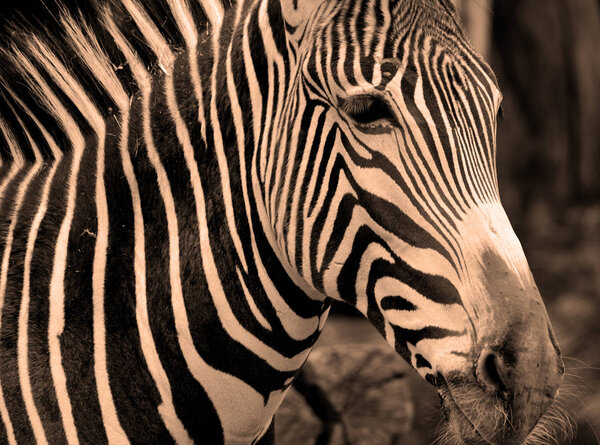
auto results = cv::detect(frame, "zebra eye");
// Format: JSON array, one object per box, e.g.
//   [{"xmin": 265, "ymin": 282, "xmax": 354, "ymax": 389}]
[
  {"xmin": 497, "ymin": 105, "xmax": 505, "ymax": 120},
  {"xmin": 340, "ymin": 95, "xmax": 396, "ymax": 126}
]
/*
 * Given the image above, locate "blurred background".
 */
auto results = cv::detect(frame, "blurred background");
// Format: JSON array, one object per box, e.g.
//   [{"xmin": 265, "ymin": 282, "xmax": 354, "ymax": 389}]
[{"xmin": 278, "ymin": 1, "xmax": 600, "ymax": 444}]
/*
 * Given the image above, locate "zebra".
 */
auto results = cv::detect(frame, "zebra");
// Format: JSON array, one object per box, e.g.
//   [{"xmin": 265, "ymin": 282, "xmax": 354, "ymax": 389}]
[{"xmin": 0, "ymin": 0, "xmax": 565, "ymax": 443}]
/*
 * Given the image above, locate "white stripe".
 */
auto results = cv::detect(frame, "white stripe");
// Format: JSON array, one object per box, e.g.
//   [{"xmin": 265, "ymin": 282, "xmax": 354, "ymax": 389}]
[
  {"xmin": 257, "ymin": 0, "xmax": 278, "ymax": 186},
  {"xmin": 92, "ymin": 130, "xmax": 131, "ymax": 445},
  {"xmin": 198, "ymin": 0, "xmax": 224, "ymax": 29},
  {"xmin": 350, "ymin": 0, "xmax": 369, "ymax": 87},
  {"xmin": 235, "ymin": 267, "xmax": 272, "ymax": 331},
  {"xmin": 322, "ymin": 13, "xmax": 338, "ymax": 97},
  {"xmin": 120, "ymin": 0, "xmax": 175, "ymax": 72},
  {"xmin": 0, "ymin": 122, "xmax": 25, "ymax": 445},
  {"xmin": 0, "ymin": 159, "xmax": 22, "ymax": 205},
  {"xmin": 224, "ymin": 15, "xmax": 252, "ymax": 273},
  {"xmin": 19, "ymin": 160, "xmax": 58, "ymax": 445},
  {"xmin": 167, "ymin": 0, "xmax": 198, "ymax": 49},
  {"xmin": 45, "ymin": 99, "xmax": 84, "ymax": 445},
  {"xmin": 362, "ymin": 0, "xmax": 376, "ymax": 56},
  {"xmin": 207, "ymin": 16, "xmax": 250, "ymax": 273},
  {"xmin": 166, "ymin": 0, "xmax": 208, "ymax": 139},
  {"xmin": 242, "ymin": 11, "xmax": 263, "ymax": 157},
  {"xmin": 0, "ymin": 120, "xmax": 24, "ymax": 207},
  {"xmin": 373, "ymin": 0, "xmax": 391, "ymax": 61},
  {"xmin": 335, "ymin": 21, "xmax": 355, "ymax": 93}
]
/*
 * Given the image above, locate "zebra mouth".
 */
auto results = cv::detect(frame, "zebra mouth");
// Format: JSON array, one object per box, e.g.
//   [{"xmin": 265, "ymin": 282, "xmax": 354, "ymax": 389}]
[
  {"xmin": 436, "ymin": 371, "xmax": 571, "ymax": 445},
  {"xmin": 438, "ymin": 383, "xmax": 572, "ymax": 445},
  {"xmin": 435, "ymin": 374, "xmax": 500, "ymax": 445}
]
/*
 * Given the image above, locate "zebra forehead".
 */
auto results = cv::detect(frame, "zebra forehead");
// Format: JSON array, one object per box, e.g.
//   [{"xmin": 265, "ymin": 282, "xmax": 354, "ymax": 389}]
[
  {"xmin": 306, "ymin": 0, "xmax": 469, "ymax": 55},
  {"xmin": 300, "ymin": 0, "xmax": 500, "ymax": 94},
  {"xmin": 328, "ymin": 0, "xmax": 461, "ymax": 33}
]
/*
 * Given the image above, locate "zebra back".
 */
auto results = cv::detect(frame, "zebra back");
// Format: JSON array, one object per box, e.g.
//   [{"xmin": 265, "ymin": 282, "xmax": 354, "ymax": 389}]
[{"xmin": 0, "ymin": 0, "xmax": 227, "ymax": 162}]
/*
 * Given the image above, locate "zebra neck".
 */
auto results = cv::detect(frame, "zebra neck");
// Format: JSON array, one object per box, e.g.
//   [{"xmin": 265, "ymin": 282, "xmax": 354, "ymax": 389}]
[
  {"xmin": 130, "ymin": 0, "xmax": 332, "ymax": 381},
  {"xmin": 196, "ymin": 0, "xmax": 329, "ymax": 333},
  {"xmin": 111, "ymin": 35, "xmax": 329, "ymax": 373}
]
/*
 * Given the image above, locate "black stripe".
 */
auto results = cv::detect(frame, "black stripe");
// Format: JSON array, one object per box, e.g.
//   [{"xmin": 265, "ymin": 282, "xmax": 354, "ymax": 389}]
[
  {"xmin": 61, "ymin": 132, "xmax": 105, "ymax": 444},
  {"xmin": 392, "ymin": 324, "xmax": 463, "ymax": 363}
]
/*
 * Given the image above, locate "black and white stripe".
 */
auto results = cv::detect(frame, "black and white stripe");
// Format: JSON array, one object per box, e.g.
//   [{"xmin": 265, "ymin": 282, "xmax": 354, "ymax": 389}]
[{"xmin": 0, "ymin": 0, "xmax": 553, "ymax": 443}]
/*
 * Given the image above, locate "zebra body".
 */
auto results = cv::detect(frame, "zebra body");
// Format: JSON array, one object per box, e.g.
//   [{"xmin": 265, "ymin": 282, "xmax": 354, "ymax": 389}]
[
  {"xmin": 0, "ymin": 0, "xmax": 564, "ymax": 444},
  {"xmin": 2, "ymin": 1, "xmax": 330, "ymax": 442}
]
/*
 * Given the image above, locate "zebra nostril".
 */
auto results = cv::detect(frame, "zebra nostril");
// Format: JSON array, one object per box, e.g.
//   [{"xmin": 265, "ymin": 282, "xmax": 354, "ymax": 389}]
[{"xmin": 477, "ymin": 351, "xmax": 510, "ymax": 396}]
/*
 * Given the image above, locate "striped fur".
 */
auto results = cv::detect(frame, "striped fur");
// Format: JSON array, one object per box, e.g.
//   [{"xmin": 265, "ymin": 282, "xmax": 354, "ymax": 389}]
[{"xmin": 0, "ymin": 0, "xmax": 562, "ymax": 444}]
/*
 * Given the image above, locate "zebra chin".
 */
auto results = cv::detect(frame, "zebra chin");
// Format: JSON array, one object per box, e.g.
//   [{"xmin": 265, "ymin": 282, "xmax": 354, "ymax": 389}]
[{"xmin": 433, "ymin": 368, "xmax": 568, "ymax": 445}]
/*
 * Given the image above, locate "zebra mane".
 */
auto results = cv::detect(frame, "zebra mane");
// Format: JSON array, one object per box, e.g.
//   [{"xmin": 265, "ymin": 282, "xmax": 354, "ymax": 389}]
[{"xmin": 0, "ymin": 0, "xmax": 231, "ymax": 162}]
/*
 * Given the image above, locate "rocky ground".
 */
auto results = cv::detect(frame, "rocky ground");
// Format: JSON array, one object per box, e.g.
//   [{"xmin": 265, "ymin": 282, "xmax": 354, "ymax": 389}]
[
  {"xmin": 276, "ymin": 317, "xmax": 438, "ymax": 445},
  {"xmin": 276, "ymin": 205, "xmax": 600, "ymax": 445}
]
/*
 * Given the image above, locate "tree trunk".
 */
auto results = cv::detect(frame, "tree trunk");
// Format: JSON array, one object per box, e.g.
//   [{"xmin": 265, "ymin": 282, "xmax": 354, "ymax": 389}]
[
  {"xmin": 491, "ymin": 0, "xmax": 600, "ymax": 229},
  {"xmin": 454, "ymin": 0, "xmax": 493, "ymax": 60}
]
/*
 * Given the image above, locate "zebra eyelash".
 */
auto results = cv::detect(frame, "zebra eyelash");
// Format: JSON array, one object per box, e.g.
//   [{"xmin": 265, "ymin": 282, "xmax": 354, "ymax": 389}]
[{"xmin": 339, "ymin": 94, "xmax": 397, "ymax": 127}]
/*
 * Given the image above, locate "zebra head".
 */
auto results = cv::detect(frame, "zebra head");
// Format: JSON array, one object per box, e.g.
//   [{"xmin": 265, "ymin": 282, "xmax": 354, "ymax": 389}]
[{"xmin": 259, "ymin": 0, "xmax": 564, "ymax": 442}]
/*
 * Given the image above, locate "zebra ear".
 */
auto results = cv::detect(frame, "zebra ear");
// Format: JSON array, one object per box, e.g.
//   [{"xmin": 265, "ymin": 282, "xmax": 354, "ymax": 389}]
[{"xmin": 278, "ymin": 0, "xmax": 328, "ymax": 28}]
